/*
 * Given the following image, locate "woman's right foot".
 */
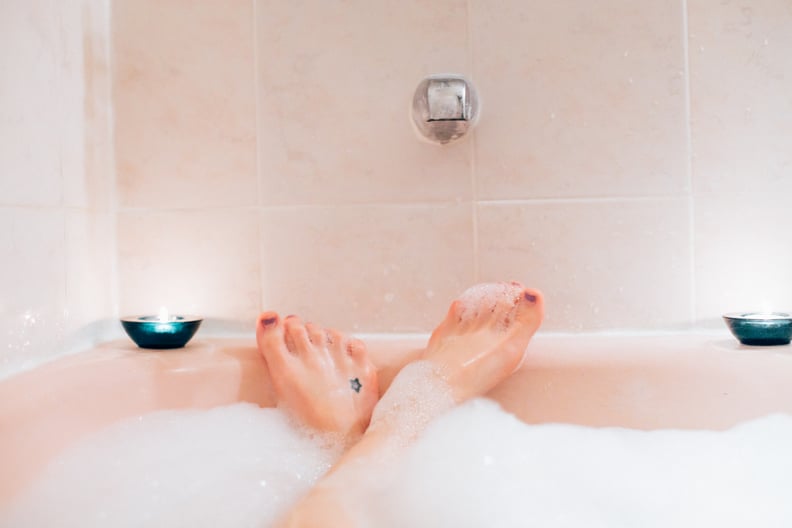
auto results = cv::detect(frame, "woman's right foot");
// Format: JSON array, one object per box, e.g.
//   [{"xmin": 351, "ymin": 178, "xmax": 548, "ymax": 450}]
[
  {"xmin": 255, "ymin": 313, "xmax": 379, "ymax": 443},
  {"xmin": 423, "ymin": 281, "xmax": 544, "ymax": 402}
]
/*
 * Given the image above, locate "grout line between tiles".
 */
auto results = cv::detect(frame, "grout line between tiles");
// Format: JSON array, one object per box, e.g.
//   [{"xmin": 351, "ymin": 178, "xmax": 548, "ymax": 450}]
[
  {"xmin": 252, "ymin": 0, "xmax": 265, "ymax": 313},
  {"xmin": 55, "ymin": 2, "xmax": 69, "ymax": 306},
  {"xmin": 252, "ymin": 0, "xmax": 262, "ymax": 210},
  {"xmin": 682, "ymin": 0, "xmax": 696, "ymax": 325},
  {"xmin": 112, "ymin": 195, "xmax": 693, "ymax": 215},
  {"xmin": 467, "ymin": 0, "xmax": 480, "ymax": 282},
  {"xmin": 105, "ymin": 0, "xmax": 120, "ymax": 319},
  {"xmin": 477, "ymin": 195, "xmax": 689, "ymax": 206},
  {"xmin": 114, "ymin": 194, "xmax": 689, "ymax": 213}
]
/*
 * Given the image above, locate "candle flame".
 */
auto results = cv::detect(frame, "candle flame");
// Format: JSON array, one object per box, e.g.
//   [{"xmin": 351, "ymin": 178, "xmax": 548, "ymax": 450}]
[{"xmin": 158, "ymin": 306, "xmax": 170, "ymax": 323}]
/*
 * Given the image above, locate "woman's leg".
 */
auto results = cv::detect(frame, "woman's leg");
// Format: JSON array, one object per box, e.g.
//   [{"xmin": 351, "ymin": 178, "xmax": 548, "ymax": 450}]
[{"xmin": 274, "ymin": 282, "xmax": 544, "ymax": 528}]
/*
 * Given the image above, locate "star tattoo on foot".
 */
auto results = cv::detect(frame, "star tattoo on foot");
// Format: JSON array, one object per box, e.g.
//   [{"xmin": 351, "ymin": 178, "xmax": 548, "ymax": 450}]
[{"xmin": 349, "ymin": 377, "xmax": 362, "ymax": 393}]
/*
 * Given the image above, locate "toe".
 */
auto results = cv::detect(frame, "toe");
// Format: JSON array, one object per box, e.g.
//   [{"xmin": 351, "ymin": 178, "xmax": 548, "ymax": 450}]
[
  {"xmin": 256, "ymin": 311, "xmax": 280, "ymax": 339},
  {"xmin": 255, "ymin": 311, "xmax": 290, "ymax": 369},
  {"xmin": 283, "ymin": 316, "xmax": 314, "ymax": 359},
  {"xmin": 326, "ymin": 328, "xmax": 350, "ymax": 364},
  {"xmin": 305, "ymin": 322, "xmax": 328, "ymax": 346},
  {"xmin": 489, "ymin": 282, "xmax": 526, "ymax": 331},
  {"xmin": 514, "ymin": 287, "xmax": 544, "ymax": 329},
  {"xmin": 346, "ymin": 338, "xmax": 368, "ymax": 363},
  {"xmin": 428, "ymin": 300, "xmax": 469, "ymax": 349}
]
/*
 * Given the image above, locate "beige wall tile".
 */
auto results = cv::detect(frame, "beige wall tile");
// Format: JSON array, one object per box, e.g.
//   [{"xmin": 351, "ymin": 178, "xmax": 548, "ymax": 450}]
[
  {"xmin": 256, "ymin": 0, "xmax": 472, "ymax": 205},
  {"xmin": 12, "ymin": 0, "xmax": 792, "ymax": 340},
  {"xmin": 0, "ymin": 0, "xmax": 63, "ymax": 206},
  {"xmin": 65, "ymin": 210, "xmax": 116, "ymax": 331},
  {"xmin": 118, "ymin": 209, "xmax": 261, "ymax": 321},
  {"xmin": 0, "ymin": 207, "xmax": 67, "ymax": 373},
  {"xmin": 478, "ymin": 199, "xmax": 692, "ymax": 331},
  {"xmin": 689, "ymin": 0, "xmax": 792, "ymax": 195},
  {"xmin": 113, "ymin": 0, "xmax": 257, "ymax": 209},
  {"xmin": 472, "ymin": 0, "xmax": 688, "ymax": 199},
  {"xmin": 62, "ymin": 0, "xmax": 115, "ymax": 211},
  {"xmin": 259, "ymin": 204, "xmax": 475, "ymax": 332},
  {"xmin": 0, "ymin": 0, "xmax": 116, "ymax": 377},
  {"xmin": 695, "ymin": 192, "xmax": 792, "ymax": 324}
]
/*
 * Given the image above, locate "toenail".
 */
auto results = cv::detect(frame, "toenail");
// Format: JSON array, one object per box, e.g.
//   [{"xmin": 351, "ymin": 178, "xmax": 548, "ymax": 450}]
[
  {"xmin": 285, "ymin": 314, "xmax": 297, "ymax": 319},
  {"xmin": 261, "ymin": 316, "xmax": 278, "ymax": 327},
  {"xmin": 524, "ymin": 292, "xmax": 537, "ymax": 303}
]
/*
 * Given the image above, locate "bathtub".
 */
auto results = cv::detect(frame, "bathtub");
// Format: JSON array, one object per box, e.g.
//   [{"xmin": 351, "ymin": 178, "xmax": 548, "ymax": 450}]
[{"xmin": 2, "ymin": 333, "xmax": 792, "ymax": 511}]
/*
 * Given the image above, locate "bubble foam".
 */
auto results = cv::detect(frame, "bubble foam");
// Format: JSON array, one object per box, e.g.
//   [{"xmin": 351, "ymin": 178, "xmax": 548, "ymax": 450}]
[
  {"xmin": 7, "ymin": 400, "xmax": 792, "ymax": 527},
  {"xmin": 2, "ymin": 403, "xmax": 340, "ymax": 528},
  {"xmin": 375, "ymin": 400, "xmax": 792, "ymax": 527},
  {"xmin": 456, "ymin": 282, "xmax": 523, "ymax": 327},
  {"xmin": 369, "ymin": 360, "xmax": 455, "ymax": 447}
]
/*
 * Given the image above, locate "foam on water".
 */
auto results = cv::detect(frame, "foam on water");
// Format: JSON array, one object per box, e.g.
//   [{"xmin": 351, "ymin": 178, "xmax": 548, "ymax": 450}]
[
  {"xmin": 2, "ymin": 403, "xmax": 341, "ymax": 528},
  {"xmin": 375, "ymin": 400, "xmax": 792, "ymax": 528},
  {"xmin": 6, "ymin": 399, "xmax": 792, "ymax": 527}
]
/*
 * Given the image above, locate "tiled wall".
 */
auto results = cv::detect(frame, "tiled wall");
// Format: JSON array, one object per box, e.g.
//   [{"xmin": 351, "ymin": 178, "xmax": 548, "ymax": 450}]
[
  {"xmin": 0, "ymin": 0, "xmax": 115, "ymax": 375},
  {"xmin": 112, "ymin": 0, "xmax": 792, "ymax": 333}
]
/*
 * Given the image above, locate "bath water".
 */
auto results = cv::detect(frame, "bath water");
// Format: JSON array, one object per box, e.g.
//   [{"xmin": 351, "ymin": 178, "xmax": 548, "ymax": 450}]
[{"xmin": 4, "ymin": 401, "xmax": 792, "ymax": 527}]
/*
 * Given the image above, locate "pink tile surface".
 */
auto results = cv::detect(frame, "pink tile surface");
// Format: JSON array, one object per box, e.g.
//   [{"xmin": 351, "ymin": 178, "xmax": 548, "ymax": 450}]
[
  {"xmin": 689, "ymin": 0, "xmax": 792, "ymax": 195},
  {"xmin": 471, "ymin": 0, "xmax": 688, "ymax": 199},
  {"xmin": 113, "ymin": 0, "xmax": 257, "ymax": 209},
  {"xmin": 694, "ymin": 192, "xmax": 792, "ymax": 323},
  {"xmin": 65, "ymin": 211, "xmax": 116, "ymax": 330},
  {"xmin": 259, "ymin": 204, "xmax": 475, "ymax": 332},
  {"xmin": 62, "ymin": 0, "xmax": 114, "ymax": 210},
  {"xmin": 478, "ymin": 199, "xmax": 692, "ymax": 331},
  {"xmin": 0, "ymin": 0, "xmax": 63, "ymax": 206},
  {"xmin": 118, "ymin": 209, "xmax": 261, "ymax": 321},
  {"xmin": 8, "ymin": 0, "xmax": 792, "ymax": 339},
  {"xmin": 0, "ymin": 208, "xmax": 67, "ymax": 372},
  {"xmin": 256, "ymin": 0, "xmax": 472, "ymax": 205}
]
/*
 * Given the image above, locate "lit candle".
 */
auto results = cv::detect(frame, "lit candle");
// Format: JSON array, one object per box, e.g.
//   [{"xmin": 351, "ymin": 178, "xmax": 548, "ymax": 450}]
[
  {"xmin": 722, "ymin": 311, "xmax": 792, "ymax": 346},
  {"xmin": 740, "ymin": 312, "xmax": 790, "ymax": 320},
  {"xmin": 120, "ymin": 308, "xmax": 203, "ymax": 350}
]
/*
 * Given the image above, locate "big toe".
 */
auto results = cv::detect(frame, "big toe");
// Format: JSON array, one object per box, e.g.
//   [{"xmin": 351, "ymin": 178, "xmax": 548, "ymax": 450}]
[
  {"xmin": 513, "ymin": 287, "xmax": 544, "ymax": 330},
  {"xmin": 256, "ymin": 311, "xmax": 289, "ymax": 367}
]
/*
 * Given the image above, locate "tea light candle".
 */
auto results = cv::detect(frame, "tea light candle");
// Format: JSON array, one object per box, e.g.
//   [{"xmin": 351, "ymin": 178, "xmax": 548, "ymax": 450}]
[
  {"xmin": 121, "ymin": 307, "xmax": 203, "ymax": 349},
  {"xmin": 740, "ymin": 312, "xmax": 789, "ymax": 320},
  {"xmin": 722, "ymin": 312, "xmax": 792, "ymax": 346}
]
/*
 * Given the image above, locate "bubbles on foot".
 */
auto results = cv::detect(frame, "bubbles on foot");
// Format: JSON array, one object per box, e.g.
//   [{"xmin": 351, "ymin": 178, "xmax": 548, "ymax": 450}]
[{"xmin": 456, "ymin": 283, "xmax": 523, "ymax": 323}]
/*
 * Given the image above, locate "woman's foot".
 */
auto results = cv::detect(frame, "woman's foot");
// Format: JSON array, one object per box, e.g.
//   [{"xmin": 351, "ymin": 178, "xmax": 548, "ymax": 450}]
[
  {"xmin": 277, "ymin": 282, "xmax": 544, "ymax": 528},
  {"xmin": 423, "ymin": 281, "xmax": 543, "ymax": 402},
  {"xmin": 369, "ymin": 282, "xmax": 544, "ymax": 440},
  {"xmin": 256, "ymin": 313, "xmax": 379, "ymax": 442}
]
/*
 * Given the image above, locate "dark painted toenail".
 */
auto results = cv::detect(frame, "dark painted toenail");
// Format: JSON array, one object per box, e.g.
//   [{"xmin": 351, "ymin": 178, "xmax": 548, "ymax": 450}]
[
  {"xmin": 261, "ymin": 316, "xmax": 278, "ymax": 327},
  {"xmin": 524, "ymin": 292, "xmax": 537, "ymax": 303}
]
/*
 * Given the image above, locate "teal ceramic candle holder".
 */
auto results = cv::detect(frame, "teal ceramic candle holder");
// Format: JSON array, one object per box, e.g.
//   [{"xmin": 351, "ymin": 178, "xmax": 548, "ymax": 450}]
[
  {"xmin": 121, "ymin": 314, "xmax": 203, "ymax": 349},
  {"xmin": 723, "ymin": 312, "xmax": 792, "ymax": 346}
]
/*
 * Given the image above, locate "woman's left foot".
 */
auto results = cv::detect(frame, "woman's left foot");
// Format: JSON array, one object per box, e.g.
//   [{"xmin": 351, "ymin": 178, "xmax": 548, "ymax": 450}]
[{"xmin": 256, "ymin": 312, "xmax": 379, "ymax": 442}]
